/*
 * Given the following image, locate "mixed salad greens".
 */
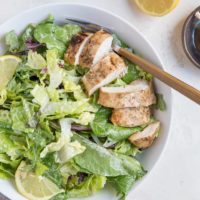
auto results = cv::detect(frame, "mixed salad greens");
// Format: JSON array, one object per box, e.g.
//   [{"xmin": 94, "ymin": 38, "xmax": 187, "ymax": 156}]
[{"xmin": 0, "ymin": 15, "xmax": 165, "ymax": 200}]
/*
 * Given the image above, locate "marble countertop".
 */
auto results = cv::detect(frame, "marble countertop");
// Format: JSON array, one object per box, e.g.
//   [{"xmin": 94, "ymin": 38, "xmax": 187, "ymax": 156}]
[{"xmin": 1, "ymin": 0, "xmax": 200, "ymax": 200}]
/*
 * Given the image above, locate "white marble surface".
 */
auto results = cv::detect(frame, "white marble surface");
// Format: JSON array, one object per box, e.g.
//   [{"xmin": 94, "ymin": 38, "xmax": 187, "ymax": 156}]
[{"xmin": 1, "ymin": 0, "xmax": 200, "ymax": 200}]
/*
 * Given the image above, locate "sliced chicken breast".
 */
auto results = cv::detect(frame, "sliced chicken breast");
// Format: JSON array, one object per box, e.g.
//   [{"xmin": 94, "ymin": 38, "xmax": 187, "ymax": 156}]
[
  {"xmin": 82, "ymin": 52, "xmax": 127, "ymax": 96},
  {"xmin": 129, "ymin": 121, "xmax": 160, "ymax": 149},
  {"xmin": 98, "ymin": 80, "xmax": 156, "ymax": 108},
  {"xmin": 111, "ymin": 107, "xmax": 151, "ymax": 127},
  {"xmin": 79, "ymin": 30, "xmax": 113, "ymax": 68},
  {"xmin": 64, "ymin": 32, "xmax": 93, "ymax": 65}
]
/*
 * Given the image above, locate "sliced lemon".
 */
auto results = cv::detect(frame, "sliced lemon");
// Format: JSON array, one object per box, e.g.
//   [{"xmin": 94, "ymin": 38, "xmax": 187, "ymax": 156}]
[
  {"xmin": 134, "ymin": 0, "xmax": 179, "ymax": 16},
  {"xmin": 0, "ymin": 55, "xmax": 21, "ymax": 91},
  {"xmin": 15, "ymin": 161, "xmax": 64, "ymax": 200}
]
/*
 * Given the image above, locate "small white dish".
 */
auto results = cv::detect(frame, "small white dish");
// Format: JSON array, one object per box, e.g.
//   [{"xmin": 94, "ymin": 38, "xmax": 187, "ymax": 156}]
[{"xmin": 0, "ymin": 3, "xmax": 172, "ymax": 200}]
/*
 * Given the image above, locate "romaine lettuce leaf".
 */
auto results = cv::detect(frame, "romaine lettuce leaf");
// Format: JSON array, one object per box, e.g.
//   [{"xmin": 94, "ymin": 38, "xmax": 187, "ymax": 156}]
[
  {"xmin": 34, "ymin": 20, "xmax": 80, "ymax": 56},
  {"xmin": 10, "ymin": 100, "xmax": 37, "ymax": 133},
  {"xmin": 41, "ymin": 99, "xmax": 96, "ymax": 117},
  {"xmin": 42, "ymin": 153, "xmax": 64, "ymax": 187},
  {"xmin": 47, "ymin": 88, "xmax": 60, "ymax": 102},
  {"xmin": 114, "ymin": 140, "xmax": 140, "ymax": 157},
  {"xmin": 68, "ymin": 175, "xmax": 106, "ymax": 198},
  {"xmin": 73, "ymin": 134, "xmax": 145, "ymax": 178},
  {"xmin": 72, "ymin": 112, "xmax": 95, "ymax": 126},
  {"xmin": 5, "ymin": 24, "xmax": 38, "ymax": 53},
  {"xmin": 108, "ymin": 175, "xmax": 135, "ymax": 200},
  {"xmin": 0, "ymin": 110, "xmax": 11, "ymax": 125},
  {"xmin": 5, "ymin": 31, "xmax": 19, "ymax": 52},
  {"xmin": 0, "ymin": 164, "xmax": 15, "ymax": 179},
  {"xmin": 0, "ymin": 129, "xmax": 20, "ymax": 160},
  {"xmin": 35, "ymin": 162, "xmax": 49, "ymax": 176},
  {"xmin": 41, "ymin": 118, "xmax": 85, "ymax": 163},
  {"xmin": 46, "ymin": 49, "xmax": 64, "ymax": 89},
  {"xmin": 112, "ymin": 34, "xmax": 129, "ymax": 49},
  {"xmin": 0, "ymin": 154, "xmax": 20, "ymax": 168},
  {"xmin": 55, "ymin": 140, "xmax": 86, "ymax": 164},
  {"xmin": 27, "ymin": 50, "xmax": 46, "ymax": 69},
  {"xmin": 74, "ymin": 134, "xmax": 127, "ymax": 176},
  {"xmin": 122, "ymin": 61, "xmax": 152, "ymax": 84},
  {"xmin": 122, "ymin": 61, "xmax": 139, "ymax": 84},
  {"xmin": 108, "ymin": 78, "xmax": 127, "ymax": 87},
  {"xmin": 60, "ymin": 161, "xmax": 79, "ymax": 180},
  {"xmin": 0, "ymin": 89, "xmax": 7, "ymax": 105},
  {"xmin": 155, "ymin": 93, "xmax": 167, "ymax": 111},
  {"xmin": 40, "ymin": 118, "xmax": 73, "ymax": 158},
  {"xmin": 62, "ymin": 70, "xmax": 86, "ymax": 100},
  {"xmin": 22, "ymin": 98, "xmax": 37, "ymax": 128},
  {"xmin": 31, "ymin": 85, "xmax": 49, "ymax": 110},
  {"xmin": 19, "ymin": 24, "xmax": 35, "ymax": 51},
  {"xmin": 10, "ymin": 103, "xmax": 29, "ymax": 133}
]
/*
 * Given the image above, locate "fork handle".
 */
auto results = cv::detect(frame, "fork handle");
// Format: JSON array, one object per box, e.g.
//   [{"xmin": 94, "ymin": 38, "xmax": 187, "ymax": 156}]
[{"xmin": 117, "ymin": 47, "xmax": 200, "ymax": 105}]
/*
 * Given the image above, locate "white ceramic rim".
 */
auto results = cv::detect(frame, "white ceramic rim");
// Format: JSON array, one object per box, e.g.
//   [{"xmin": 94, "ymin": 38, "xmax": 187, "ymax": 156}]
[{"xmin": 0, "ymin": 2, "xmax": 173, "ymax": 198}]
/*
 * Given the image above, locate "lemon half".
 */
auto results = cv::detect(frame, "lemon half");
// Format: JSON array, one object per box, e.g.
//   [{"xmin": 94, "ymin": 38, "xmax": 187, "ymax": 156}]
[
  {"xmin": 0, "ymin": 55, "xmax": 21, "ymax": 91},
  {"xmin": 15, "ymin": 161, "xmax": 64, "ymax": 200},
  {"xmin": 134, "ymin": 0, "xmax": 180, "ymax": 16}
]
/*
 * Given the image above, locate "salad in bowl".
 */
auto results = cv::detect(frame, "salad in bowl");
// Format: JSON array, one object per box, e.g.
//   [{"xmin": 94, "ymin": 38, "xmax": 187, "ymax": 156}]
[{"xmin": 0, "ymin": 14, "xmax": 166, "ymax": 200}]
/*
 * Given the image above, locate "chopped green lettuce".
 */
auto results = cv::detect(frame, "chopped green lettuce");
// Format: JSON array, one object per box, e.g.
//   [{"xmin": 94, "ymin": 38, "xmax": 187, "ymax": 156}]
[
  {"xmin": 35, "ymin": 162, "xmax": 49, "ymax": 176},
  {"xmin": 46, "ymin": 49, "xmax": 64, "ymax": 89},
  {"xmin": 108, "ymin": 175, "xmax": 135, "ymax": 200},
  {"xmin": 5, "ymin": 31, "xmax": 19, "ymax": 52},
  {"xmin": 55, "ymin": 140, "xmax": 86, "ymax": 164},
  {"xmin": 10, "ymin": 102, "xmax": 30, "ymax": 133},
  {"xmin": 108, "ymin": 78, "xmax": 127, "ymax": 87},
  {"xmin": 112, "ymin": 34, "xmax": 129, "ymax": 49},
  {"xmin": 0, "ymin": 154, "xmax": 20, "ymax": 168},
  {"xmin": 40, "ymin": 118, "xmax": 72, "ymax": 158},
  {"xmin": 155, "ymin": 93, "xmax": 167, "ymax": 111},
  {"xmin": 72, "ymin": 112, "xmax": 95, "ymax": 126},
  {"xmin": 0, "ymin": 110, "xmax": 12, "ymax": 125},
  {"xmin": 34, "ymin": 20, "xmax": 81, "ymax": 56},
  {"xmin": 22, "ymin": 98, "xmax": 37, "ymax": 128},
  {"xmin": 0, "ymin": 163, "xmax": 15, "ymax": 179},
  {"xmin": 41, "ymin": 99, "xmax": 96, "ymax": 117},
  {"xmin": 68, "ymin": 175, "xmax": 106, "ymax": 198},
  {"xmin": 114, "ymin": 140, "xmax": 141, "ymax": 157},
  {"xmin": 0, "ymin": 129, "xmax": 21, "ymax": 160},
  {"xmin": 31, "ymin": 85, "xmax": 49, "ymax": 110},
  {"xmin": 41, "ymin": 118, "xmax": 85, "ymax": 164},
  {"xmin": 27, "ymin": 50, "xmax": 46, "ymax": 69},
  {"xmin": 60, "ymin": 161, "xmax": 79, "ymax": 180},
  {"xmin": 0, "ymin": 89, "xmax": 7, "ymax": 105},
  {"xmin": 122, "ymin": 61, "xmax": 139, "ymax": 84},
  {"xmin": 0, "ymin": 58, "xmax": 20, "ymax": 92},
  {"xmin": 42, "ymin": 153, "xmax": 64, "ymax": 187}
]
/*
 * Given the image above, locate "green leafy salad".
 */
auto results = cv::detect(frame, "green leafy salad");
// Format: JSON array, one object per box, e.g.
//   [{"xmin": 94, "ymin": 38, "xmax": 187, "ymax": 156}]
[{"xmin": 0, "ymin": 15, "xmax": 166, "ymax": 200}]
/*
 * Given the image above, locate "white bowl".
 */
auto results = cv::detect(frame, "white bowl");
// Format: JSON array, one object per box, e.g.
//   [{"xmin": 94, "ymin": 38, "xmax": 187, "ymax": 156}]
[{"xmin": 0, "ymin": 3, "xmax": 172, "ymax": 200}]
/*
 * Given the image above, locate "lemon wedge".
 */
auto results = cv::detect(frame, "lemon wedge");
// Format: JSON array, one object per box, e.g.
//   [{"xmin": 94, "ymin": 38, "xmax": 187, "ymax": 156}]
[
  {"xmin": 15, "ymin": 161, "xmax": 64, "ymax": 200},
  {"xmin": 134, "ymin": 0, "xmax": 179, "ymax": 16},
  {"xmin": 0, "ymin": 55, "xmax": 21, "ymax": 91}
]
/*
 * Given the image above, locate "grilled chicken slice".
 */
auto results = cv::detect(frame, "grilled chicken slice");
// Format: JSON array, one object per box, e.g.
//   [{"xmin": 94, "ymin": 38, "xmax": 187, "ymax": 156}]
[
  {"xmin": 64, "ymin": 32, "xmax": 93, "ymax": 65},
  {"xmin": 79, "ymin": 30, "xmax": 113, "ymax": 68},
  {"xmin": 111, "ymin": 107, "xmax": 151, "ymax": 127},
  {"xmin": 98, "ymin": 80, "xmax": 156, "ymax": 108},
  {"xmin": 129, "ymin": 121, "xmax": 160, "ymax": 149},
  {"xmin": 82, "ymin": 52, "xmax": 127, "ymax": 96}
]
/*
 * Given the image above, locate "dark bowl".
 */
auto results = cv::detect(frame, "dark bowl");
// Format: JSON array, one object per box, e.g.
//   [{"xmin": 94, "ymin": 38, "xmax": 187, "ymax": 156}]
[{"xmin": 182, "ymin": 6, "xmax": 200, "ymax": 68}]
